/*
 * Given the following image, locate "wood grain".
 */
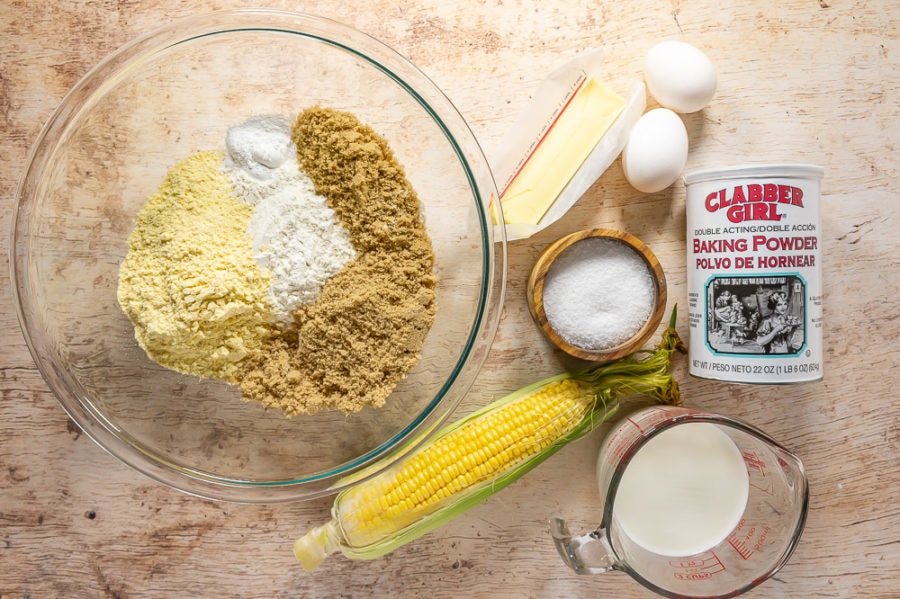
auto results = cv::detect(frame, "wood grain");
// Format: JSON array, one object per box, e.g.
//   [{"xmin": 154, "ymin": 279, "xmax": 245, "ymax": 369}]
[{"xmin": 1, "ymin": 1, "xmax": 898, "ymax": 598}]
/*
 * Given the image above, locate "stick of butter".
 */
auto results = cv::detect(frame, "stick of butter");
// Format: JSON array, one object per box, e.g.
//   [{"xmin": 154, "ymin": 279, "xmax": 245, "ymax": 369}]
[{"xmin": 498, "ymin": 78, "xmax": 626, "ymax": 225}]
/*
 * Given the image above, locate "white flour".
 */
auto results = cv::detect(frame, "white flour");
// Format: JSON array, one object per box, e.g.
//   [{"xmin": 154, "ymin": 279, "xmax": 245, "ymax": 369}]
[{"xmin": 222, "ymin": 116, "xmax": 355, "ymax": 322}]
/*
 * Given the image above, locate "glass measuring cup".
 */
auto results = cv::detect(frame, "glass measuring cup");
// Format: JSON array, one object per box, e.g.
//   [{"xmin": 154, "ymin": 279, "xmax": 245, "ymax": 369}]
[{"xmin": 551, "ymin": 406, "xmax": 808, "ymax": 598}]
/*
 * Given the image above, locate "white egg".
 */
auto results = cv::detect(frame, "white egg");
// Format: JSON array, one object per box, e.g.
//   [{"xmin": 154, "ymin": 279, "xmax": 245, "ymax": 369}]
[
  {"xmin": 645, "ymin": 41, "xmax": 717, "ymax": 114},
  {"xmin": 622, "ymin": 108, "xmax": 689, "ymax": 194}
]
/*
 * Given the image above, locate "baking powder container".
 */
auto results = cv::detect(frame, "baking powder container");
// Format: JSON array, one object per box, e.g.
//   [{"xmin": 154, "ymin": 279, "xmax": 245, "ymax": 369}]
[{"xmin": 684, "ymin": 164, "xmax": 824, "ymax": 383}]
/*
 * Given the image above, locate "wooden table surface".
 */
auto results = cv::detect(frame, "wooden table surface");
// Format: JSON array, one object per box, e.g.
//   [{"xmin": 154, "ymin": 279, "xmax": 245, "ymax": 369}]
[{"xmin": 2, "ymin": 1, "xmax": 897, "ymax": 597}]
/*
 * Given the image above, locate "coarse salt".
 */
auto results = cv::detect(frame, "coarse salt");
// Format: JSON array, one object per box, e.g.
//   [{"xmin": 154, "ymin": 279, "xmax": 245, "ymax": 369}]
[{"xmin": 542, "ymin": 237, "xmax": 655, "ymax": 350}]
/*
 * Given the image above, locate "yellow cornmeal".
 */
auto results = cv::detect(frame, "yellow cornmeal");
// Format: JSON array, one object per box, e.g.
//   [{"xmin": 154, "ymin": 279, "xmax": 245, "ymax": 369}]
[{"xmin": 117, "ymin": 150, "xmax": 274, "ymax": 381}]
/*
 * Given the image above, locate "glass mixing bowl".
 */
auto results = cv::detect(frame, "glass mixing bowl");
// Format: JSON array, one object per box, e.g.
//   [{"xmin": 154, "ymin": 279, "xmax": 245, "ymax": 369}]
[{"xmin": 10, "ymin": 9, "xmax": 506, "ymax": 502}]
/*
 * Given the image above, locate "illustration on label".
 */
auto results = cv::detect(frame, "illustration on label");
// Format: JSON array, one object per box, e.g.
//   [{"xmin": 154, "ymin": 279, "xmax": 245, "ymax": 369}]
[{"xmin": 705, "ymin": 275, "xmax": 806, "ymax": 356}]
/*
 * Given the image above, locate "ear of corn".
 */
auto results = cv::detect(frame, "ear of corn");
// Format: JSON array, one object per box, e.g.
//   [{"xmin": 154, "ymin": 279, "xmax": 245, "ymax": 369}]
[{"xmin": 294, "ymin": 308, "xmax": 685, "ymax": 572}]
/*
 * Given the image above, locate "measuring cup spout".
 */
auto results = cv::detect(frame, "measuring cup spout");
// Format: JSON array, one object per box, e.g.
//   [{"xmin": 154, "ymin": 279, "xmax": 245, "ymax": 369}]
[{"xmin": 550, "ymin": 516, "xmax": 617, "ymax": 574}]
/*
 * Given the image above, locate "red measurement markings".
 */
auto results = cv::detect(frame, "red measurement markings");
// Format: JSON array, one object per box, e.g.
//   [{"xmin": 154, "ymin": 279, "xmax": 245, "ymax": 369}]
[
  {"xmin": 742, "ymin": 451, "xmax": 767, "ymax": 474},
  {"xmin": 627, "ymin": 406, "xmax": 675, "ymax": 434},
  {"xmin": 727, "ymin": 530, "xmax": 754, "ymax": 560},
  {"xmin": 727, "ymin": 517, "xmax": 772, "ymax": 560},
  {"xmin": 606, "ymin": 409, "xmax": 669, "ymax": 462},
  {"xmin": 727, "ymin": 521, "xmax": 773, "ymax": 560},
  {"xmin": 606, "ymin": 421, "xmax": 639, "ymax": 462},
  {"xmin": 670, "ymin": 551, "xmax": 726, "ymax": 581},
  {"xmin": 743, "ymin": 450, "xmax": 775, "ymax": 495},
  {"xmin": 754, "ymin": 526, "xmax": 771, "ymax": 551}
]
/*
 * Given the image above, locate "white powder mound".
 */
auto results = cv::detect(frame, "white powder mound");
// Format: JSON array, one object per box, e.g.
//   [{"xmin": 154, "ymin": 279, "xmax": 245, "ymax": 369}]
[
  {"xmin": 222, "ymin": 115, "xmax": 356, "ymax": 322},
  {"xmin": 542, "ymin": 237, "xmax": 656, "ymax": 350},
  {"xmin": 248, "ymin": 168, "xmax": 355, "ymax": 320},
  {"xmin": 224, "ymin": 115, "xmax": 295, "ymax": 186}
]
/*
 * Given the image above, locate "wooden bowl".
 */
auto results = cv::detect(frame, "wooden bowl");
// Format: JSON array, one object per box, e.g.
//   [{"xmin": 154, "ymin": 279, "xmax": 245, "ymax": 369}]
[{"xmin": 527, "ymin": 228, "xmax": 667, "ymax": 362}]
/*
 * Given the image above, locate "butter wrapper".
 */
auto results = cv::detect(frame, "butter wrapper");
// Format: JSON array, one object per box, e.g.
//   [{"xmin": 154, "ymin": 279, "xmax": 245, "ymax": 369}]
[{"xmin": 492, "ymin": 50, "xmax": 645, "ymax": 241}]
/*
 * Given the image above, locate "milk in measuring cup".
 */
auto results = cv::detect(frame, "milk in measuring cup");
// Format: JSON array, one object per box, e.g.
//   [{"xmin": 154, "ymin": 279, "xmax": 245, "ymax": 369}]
[
  {"xmin": 612, "ymin": 423, "xmax": 749, "ymax": 557},
  {"xmin": 557, "ymin": 406, "xmax": 808, "ymax": 596}
]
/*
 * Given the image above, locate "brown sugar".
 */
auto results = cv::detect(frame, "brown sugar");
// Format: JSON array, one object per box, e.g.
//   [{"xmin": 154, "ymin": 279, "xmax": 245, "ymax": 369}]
[{"xmin": 237, "ymin": 107, "xmax": 437, "ymax": 415}]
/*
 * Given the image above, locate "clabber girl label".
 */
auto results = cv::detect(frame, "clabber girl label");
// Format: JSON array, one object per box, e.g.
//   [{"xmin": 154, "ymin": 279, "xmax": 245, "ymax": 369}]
[{"xmin": 684, "ymin": 164, "xmax": 825, "ymax": 383}]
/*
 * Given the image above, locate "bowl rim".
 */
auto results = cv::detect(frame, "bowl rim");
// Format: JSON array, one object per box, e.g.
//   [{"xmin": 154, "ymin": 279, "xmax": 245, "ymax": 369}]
[
  {"xmin": 9, "ymin": 8, "xmax": 507, "ymax": 502},
  {"xmin": 526, "ymin": 228, "xmax": 667, "ymax": 362}
]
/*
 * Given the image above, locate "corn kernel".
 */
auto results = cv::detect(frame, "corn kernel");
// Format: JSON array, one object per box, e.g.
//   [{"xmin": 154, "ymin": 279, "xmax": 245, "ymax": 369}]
[{"xmin": 335, "ymin": 378, "xmax": 595, "ymax": 548}]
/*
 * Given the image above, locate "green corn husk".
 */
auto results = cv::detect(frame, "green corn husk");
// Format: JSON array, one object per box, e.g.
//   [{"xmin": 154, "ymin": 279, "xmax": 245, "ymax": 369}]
[{"xmin": 294, "ymin": 308, "xmax": 685, "ymax": 571}]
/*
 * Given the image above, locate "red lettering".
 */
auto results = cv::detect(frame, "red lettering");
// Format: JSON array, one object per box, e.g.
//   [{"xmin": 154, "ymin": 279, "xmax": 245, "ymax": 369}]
[
  {"xmin": 752, "ymin": 235, "xmax": 818, "ymax": 251},
  {"xmin": 752, "ymin": 203, "xmax": 770, "ymax": 220},
  {"xmin": 694, "ymin": 238, "xmax": 749, "ymax": 253},
  {"xmin": 756, "ymin": 254, "xmax": 816, "ymax": 268},
  {"xmin": 748, "ymin": 184, "xmax": 762, "ymax": 202},
  {"xmin": 778, "ymin": 185, "xmax": 791, "ymax": 203},
  {"xmin": 703, "ymin": 184, "xmax": 805, "ymax": 213},
  {"xmin": 728, "ymin": 203, "xmax": 782, "ymax": 223},
  {"xmin": 752, "ymin": 235, "xmax": 766, "ymax": 250}
]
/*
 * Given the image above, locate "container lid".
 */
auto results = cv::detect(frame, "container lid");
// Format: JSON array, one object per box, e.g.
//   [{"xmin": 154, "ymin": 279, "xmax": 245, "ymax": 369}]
[{"xmin": 683, "ymin": 164, "xmax": 824, "ymax": 185}]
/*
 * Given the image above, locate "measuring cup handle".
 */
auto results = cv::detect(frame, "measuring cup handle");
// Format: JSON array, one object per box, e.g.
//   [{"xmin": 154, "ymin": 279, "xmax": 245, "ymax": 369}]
[{"xmin": 550, "ymin": 516, "xmax": 618, "ymax": 574}]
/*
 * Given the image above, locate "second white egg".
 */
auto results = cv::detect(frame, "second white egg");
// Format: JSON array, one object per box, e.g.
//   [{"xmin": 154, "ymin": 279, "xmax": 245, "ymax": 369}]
[{"xmin": 621, "ymin": 108, "xmax": 689, "ymax": 194}]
